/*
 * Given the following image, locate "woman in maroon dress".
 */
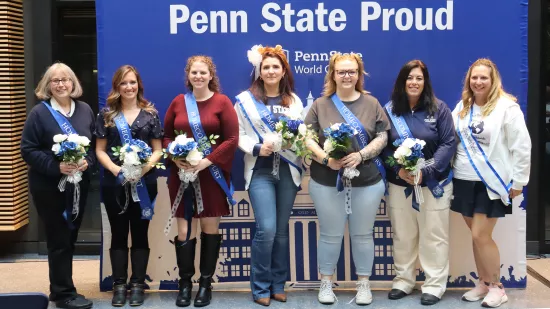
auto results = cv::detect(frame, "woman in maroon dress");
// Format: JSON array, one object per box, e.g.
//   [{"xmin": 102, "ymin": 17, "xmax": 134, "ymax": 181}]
[{"xmin": 163, "ymin": 55, "xmax": 238, "ymax": 307}]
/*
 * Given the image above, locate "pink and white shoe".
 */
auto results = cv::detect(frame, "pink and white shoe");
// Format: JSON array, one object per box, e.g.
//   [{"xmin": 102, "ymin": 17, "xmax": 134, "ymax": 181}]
[
  {"xmin": 462, "ymin": 281, "xmax": 489, "ymax": 302},
  {"xmin": 481, "ymin": 284, "xmax": 508, "ymax": 308}
]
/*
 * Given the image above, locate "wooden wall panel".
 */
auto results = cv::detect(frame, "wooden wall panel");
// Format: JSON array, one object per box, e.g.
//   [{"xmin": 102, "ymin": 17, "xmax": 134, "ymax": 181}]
[{"xmin": 0, "ymin": 0, "xmax": 27, "ymax": 231}]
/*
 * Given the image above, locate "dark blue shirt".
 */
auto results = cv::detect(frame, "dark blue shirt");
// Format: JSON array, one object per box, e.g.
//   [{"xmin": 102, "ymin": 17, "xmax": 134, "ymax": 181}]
[
  {"xmin": 252, "ymin": 96, "xmax": 287, "ymax": 170},
  {"xmin": 381, "ymin": 100, "xmax": 456, "ymax": 187},
  {"xmin": 20, "ymin": 100, "xmax": 96, "ymax": 191}
]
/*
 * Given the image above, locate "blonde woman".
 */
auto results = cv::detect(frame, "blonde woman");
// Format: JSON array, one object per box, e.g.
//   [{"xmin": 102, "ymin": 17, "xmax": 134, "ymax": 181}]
[
  {"xmin": 304, "ymin": 53, "xmax": 389, "ymax": 305},
  {"xmin": 452, "ymin": 58, "xmax": 531, "ymax": 308},
  {"xmin": 95, "ymin": 65, "xmax": 164, "ymax": 307},
  {"xmin": 21, "ymin": 63, "xmax": 95, "ymax": 309}
]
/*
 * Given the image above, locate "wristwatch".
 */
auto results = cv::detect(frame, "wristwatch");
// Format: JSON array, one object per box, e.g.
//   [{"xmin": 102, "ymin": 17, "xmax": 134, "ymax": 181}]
[{"xmin": 322, "ymin": 154, "xmax": 329, "ymax": 166}]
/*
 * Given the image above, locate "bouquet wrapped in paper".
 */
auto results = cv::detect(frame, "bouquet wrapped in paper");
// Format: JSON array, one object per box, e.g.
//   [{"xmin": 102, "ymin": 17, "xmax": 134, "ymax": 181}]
[
  {"xmin": 52, "ymin": 133, "xmax": 90, "ymax": 219},
  {"xmin": 385, "ymin": 138, "xmax": 433, "ymax": 204}
]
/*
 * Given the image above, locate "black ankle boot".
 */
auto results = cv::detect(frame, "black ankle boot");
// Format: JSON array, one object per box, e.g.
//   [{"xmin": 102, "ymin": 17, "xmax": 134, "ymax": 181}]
[
  {"xmin": 128, "ymin": 248, "xmax": 150, "ymax": 306},
  {"xmin": 175, "ymin": 236, "xmax": 196, "ymax": 307},
  {"xmin": 194, "ymin": 233, "xmax": 222, "ymax": 307},
  {"xmin": 110, "ymin": 248, "xmax": 128, "ymax": 307}
]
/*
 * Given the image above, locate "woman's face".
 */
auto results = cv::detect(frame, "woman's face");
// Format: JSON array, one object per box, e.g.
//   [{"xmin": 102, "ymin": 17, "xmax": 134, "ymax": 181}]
[
  {"xmin": 118, "ymin": 71, "xmax": 139, "ymax": 101},
  {"xmin": 333, "ymin": 59, "xmax": 359, "ymax": 91},
  {"xmin": 405, "ymin": 67, "xmax": 425, "ymax": 100},
  {"xmin": 260, "ymin": 56, "xmax": 285, "ymax": 89},
  {"xmin": 188, "ymin": 61, "xmax": 213, "ymax": 91},
  {"xmin": 49, "ymin": 69, "xmax": 73, "ymax": 101},
  {"xmin": 469, "ymin": 65, "xmax": 492, "ymax": 99}
]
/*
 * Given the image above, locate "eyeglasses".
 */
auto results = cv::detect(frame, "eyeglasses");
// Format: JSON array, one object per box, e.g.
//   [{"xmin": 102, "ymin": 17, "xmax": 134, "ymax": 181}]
[
  {"xmin": 336, "ymin": 70, "xmax": 358, "ymax": 78},
  {"xmin": 119, "ymin": 81, "xmax": 138, "ymax": 87},
  {"xmin": 50, "ymin": 78, "xmax": 72, "ymax": 85}
]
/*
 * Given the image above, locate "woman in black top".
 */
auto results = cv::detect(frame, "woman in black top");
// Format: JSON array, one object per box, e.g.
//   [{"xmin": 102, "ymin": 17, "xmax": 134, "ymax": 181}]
[
  {"xmin": 95, "ymin": 65, "xmax": 163, "ymax": 307},
  {"xmin": 21, "ymin": 63, "xmax": 95, "ymax": 309}
]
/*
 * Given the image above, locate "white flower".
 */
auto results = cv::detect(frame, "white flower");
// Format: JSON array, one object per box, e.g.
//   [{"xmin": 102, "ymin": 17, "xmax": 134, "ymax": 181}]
[
  {"xmin": 67, "ymin": 134, "xmax": 81, "ymax": 143},
  {"xmin": 323, "ymin": 139, "xmax": 334, "ymax": 154},
  {"xmin": 53, "ymin": 134, "xmax": 68, "ymax": 143},
  {"xmin": 130, "ymin": 145, "xmax": 141, "ymax": 152},
  {"xmin": 394, "ymin": 146, "xmax": 412, "ymax": 159},
  {"xmin": 169, "ymin": 142, "xmax": 177, "ymax": 154},
  {"xmin": 285, "ymin": 104, "xmax": 303, "ymax": 120},
  {"xmin": 175, "ymin": 134, "xmax": 194, "ymax": 145},
  {"xmin": 275, "ymin": 122, "xmax": 283, "ymax": 131},
  {"xmin": 298, "ymin": 123, "xmax": 307, "ymax": 136},
  {"xmin": 124, "ymin": 152, "xmax": 140, "ymax": 166},
  {"xmin": 402, "ymin": 138, "xmax": 416, "ymax": 149},
  {"xmin": 247, "ymin": 44, "xmax": 263, "ymax": 67},
  {"xmin": 186, "ymin": 149, "xmax": 204, "ymax": 166},
  {"xmin": 330, "ymin": 123, "xmax": 341, "ymax": 130},
  {"xmin": 51, "ymin": 143, "xmax": 61, "ymax": 154},
  {"xmin": 79, "ymin": 136, "xmax": 90, "ymax": 146},
  {"xmin": 416, "ymin": 139, "xmax": 426, "ymax": 147}
]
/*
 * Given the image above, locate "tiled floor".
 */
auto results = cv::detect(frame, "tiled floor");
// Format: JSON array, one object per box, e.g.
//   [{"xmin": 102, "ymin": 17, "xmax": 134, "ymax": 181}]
[{"xmin": 0, "ymin": 256, "xmax": 548, "ymax": 309}]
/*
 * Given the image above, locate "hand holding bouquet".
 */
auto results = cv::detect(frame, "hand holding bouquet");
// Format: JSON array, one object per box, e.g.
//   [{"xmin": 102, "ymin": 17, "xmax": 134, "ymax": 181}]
[
  {"xmin": 52, "ymin": 133, "xmax": 91, "ymax": 218},
  {"xmin": 112, "ymin": 139, "xmax": 154, "ymax": 184},
  {"xmin": 275, "ymin": 106, "xmax": 318, "ymax": 158},
  {"xmin": 385, "ymin": 138, "xmax": 433, "ymax": 204}
]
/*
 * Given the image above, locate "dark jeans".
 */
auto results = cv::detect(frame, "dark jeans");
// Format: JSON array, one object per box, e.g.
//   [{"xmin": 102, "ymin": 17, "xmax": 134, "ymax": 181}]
[
  {"xmin": 31, "ymin": 178, "xmax": 90, "ymax": 302},
  {"xmin": 102, "ymin": 183, "xmax": 158, "ymax": 250}
]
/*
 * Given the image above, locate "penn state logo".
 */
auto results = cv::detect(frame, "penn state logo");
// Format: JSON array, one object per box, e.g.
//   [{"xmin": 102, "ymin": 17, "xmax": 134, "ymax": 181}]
[
  {"xmin": 142, "ymin": 208, "xmax": 153, "ymax": 218},
  {"xmin": 469, "ymin": 120, "xmax": 484, "ymax": 134}
]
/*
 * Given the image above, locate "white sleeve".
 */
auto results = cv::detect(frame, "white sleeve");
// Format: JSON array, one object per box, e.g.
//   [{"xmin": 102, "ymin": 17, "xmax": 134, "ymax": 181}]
[
  {"xmin": 503, "ymin": 105, "xmax": 531, "ymax": 189},
  {"xmin": 234, "ymin": 102, "xmax": 258, "ymax": 155}
]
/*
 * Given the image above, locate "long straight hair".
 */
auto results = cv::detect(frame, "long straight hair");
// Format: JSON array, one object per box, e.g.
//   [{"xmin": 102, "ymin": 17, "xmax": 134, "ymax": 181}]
[{"xmin": 390, "ymin": 60, "xmax": 438, "ymax": 116}]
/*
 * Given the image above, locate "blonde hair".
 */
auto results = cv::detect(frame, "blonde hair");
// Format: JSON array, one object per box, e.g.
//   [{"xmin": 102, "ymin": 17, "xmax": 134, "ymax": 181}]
[
  {"xmin": 459, "ymin": 58, "xmax": 517, "ymax": 119},
  {"xmin": 185, "ymin": 55, "xmax": 221, "ymax": 93},
  {"xmin": 104, "ymin": 65, "xmax": 157, "ymax": 127},
  {"xmin": 322, "ymin": 53, "xmax": 368, "ymax": 97},
  {"xmin": 35, "ymin": 62, "xmax": 83, "ymax": 100}
]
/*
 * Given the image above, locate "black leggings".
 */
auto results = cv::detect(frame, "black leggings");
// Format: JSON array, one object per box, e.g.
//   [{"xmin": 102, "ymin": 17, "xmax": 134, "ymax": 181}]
[{"xmin": 102, "ymin": 183, "xmax": 157, "ymax": 250}]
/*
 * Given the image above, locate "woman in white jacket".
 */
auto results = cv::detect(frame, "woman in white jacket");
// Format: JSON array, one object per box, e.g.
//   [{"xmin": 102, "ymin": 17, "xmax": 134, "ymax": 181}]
[
  {"xmin": 234, "ymin": 45, "xmax": 304, "ymax": 306},
  {"xmin": 452, "ymin": 58, "xmax": 531, "ymax": 308}
]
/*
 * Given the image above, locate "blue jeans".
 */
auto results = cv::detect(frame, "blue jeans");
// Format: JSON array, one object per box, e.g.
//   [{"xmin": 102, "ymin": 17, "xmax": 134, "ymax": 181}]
[
  {"xmin": 309, "ymin": 178, "xmax": 385, "ymax": 276},
  {"xmin": 248, "ymin": 163, "xmax": 298, "ymax": 300}
]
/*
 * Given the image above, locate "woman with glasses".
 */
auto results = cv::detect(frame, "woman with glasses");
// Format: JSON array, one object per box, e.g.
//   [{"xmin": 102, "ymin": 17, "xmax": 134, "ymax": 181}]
[
  {"xmin": 381, "ymin": 60, "xmax": 455, "ymax": 306},
  {"xmin": 304, "ymin": 53, "xmax": 390, "ymax": 305},
  {"xmin": 234, "ymin": 45, "xmax": 304, "ymax": 306},
  {"xmin": 95, "ymin": 65, "xmax": 164, "ymax": 307},
  {"xmin": 21, "ymin": 63, "xmax": 96, "ymax": 309}
]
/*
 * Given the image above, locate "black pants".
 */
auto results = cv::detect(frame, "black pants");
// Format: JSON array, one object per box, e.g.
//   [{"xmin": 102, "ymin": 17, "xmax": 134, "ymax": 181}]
[
  {"xmin": 102, "ymin": 183, "xmax": 157, "ymax": 250},
  {"xmin": 31, "ymin": 178, "xmax": 90, "ymax": 302}
]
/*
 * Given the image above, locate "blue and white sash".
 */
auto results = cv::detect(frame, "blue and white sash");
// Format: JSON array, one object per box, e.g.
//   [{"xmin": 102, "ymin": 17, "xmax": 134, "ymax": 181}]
[
  {"xmin": 455, "ymin": 102, "xmax": 511, "ymax": 204},
  {"xmin": 331, "ymin": 94, "xmax": 387, "ymax": 189},
  {"xmin": 43, "ymin": 101, "xmax": 81, "ymax": 229},
  {"xmin": 385, "ymin": 102, "xmax": 452, "ymax": 211},
  {"xmin": 114, "ymin": 114, "xmax": 156, "ymax": 220},
  {"xmin": 235, "ymin": 90, "xmax": 303, "ymax": 176},
  {"xmin": 184, "ymin": 93, "xmax": 237, "ymax": 214}
]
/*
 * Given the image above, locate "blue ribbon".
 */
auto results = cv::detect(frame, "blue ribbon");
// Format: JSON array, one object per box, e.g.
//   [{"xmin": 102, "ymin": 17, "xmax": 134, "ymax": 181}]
[
  {"xmin": 184, "ymin": 93, "xmax": 236, "ymax": 206},
  {"xmin": 114, "ymin": 114, "xmax": 155, "ymax": 220},
  {"xmin": 456, "ymin": 104, "xmax": 512, "ymax": 204},
  {"xmin": 43, "ymin": 101, "xmax": 78, "ymax": 229},
  {"xmin": 331, "ymin": 94, "xmax": 387, "ymax": 193},
  {"xmin": 384, "ymin": 102, "xmax": 451, "ymax": 210},
  {"xmin": 242, "ymin": 90, "xmax": 303, "ymax": 175}
]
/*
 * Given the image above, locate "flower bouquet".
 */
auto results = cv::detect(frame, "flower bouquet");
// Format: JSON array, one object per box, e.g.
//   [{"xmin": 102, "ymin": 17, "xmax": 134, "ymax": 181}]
[
  {"xmin": 52, "ymin": 133, "xmax": 90, "ymax": 219},
  {"xmin": 385, "ymin": 138, "xmax": 433, "ymax": 204},
  {"xmin": 275, "ymin": 105, "xmax": 318, "ymax": 158}
]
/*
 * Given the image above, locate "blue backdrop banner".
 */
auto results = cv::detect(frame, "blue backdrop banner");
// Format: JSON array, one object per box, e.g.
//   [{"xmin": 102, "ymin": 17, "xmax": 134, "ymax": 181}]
[{"xmin": 96, "ymin": 0, "xmax": 528, "ymax": 291}]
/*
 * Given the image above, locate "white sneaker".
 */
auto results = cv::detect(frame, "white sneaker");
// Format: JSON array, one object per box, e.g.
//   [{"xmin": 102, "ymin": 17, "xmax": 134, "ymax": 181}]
[
  {"xmin": 462, "ymin": 281, "xmax": 489, "ymax": 301},
  {"xmin": 318, "ymin": 279, "xmax": 337, "ymax": 304},
  {"xmin": 481, "ymin": 284, "xmax": 508, "ymax": 308},
  {"xmin": 354, "ymin": 278, "xmax": 373, "ymax": 305}
]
